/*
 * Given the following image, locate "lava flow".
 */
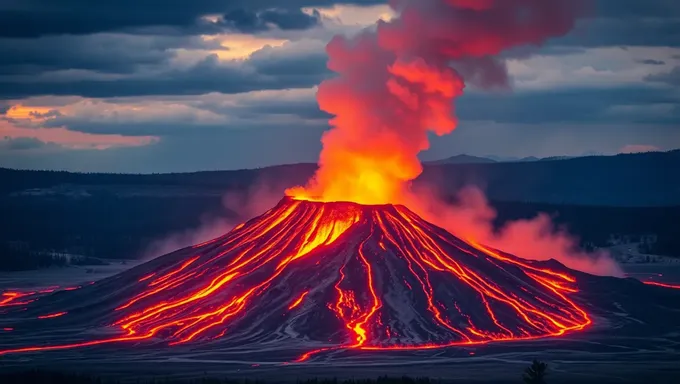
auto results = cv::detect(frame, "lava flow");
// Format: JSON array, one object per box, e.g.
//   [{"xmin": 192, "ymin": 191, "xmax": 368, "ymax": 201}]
[{"xmin": 0, "ymin": 197, "xmax": 592, "ymax": 360}]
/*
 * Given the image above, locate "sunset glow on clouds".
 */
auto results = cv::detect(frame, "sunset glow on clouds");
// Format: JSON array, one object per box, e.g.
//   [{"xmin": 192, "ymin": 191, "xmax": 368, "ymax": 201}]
[
  {"xmin": 0, "ymin": 120, "xmax": 157, "ymax": 150},
  {"xmin": 0, "ymin": 0, "xmax": 678, "ymax": 172}
]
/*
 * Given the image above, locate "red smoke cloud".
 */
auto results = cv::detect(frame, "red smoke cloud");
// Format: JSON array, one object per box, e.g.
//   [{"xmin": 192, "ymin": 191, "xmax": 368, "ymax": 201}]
[
  {"xmin": 289, "ymin": 0, "xmax": 587, "ymax": 205},
  {"xmin": 407, "ymin": 186, "xmax": 623, "ymax": 277},
  {"xmin": 285, "ymin": 0, "xmax": 620, "ymax": 276}
]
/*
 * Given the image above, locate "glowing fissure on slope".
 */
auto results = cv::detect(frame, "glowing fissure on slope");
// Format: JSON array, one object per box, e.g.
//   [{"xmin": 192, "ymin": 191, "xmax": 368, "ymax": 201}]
[
  {"xmin": 288, "ymin": 291, "xmax": 309, "ymax": 310},
  {"xmin": 643, "ymin": 281, "xmax": 680, "ymax": 290},
  {"xmin": 301, "ymin": 204, "xmax": 589, "ymax": 364},
  {"xmin": 0, "ymin": 200, "xmax": 360, "ymax": 356},
  {"xmin": 330, "ymin": 226, "xmax": 382, "ymax": 347},
  {"xmin": 113, "ymin": 203, "xmax": 359, "ymax": 344},
  {"xmin": 1, "ymin": 285, "xmax": 84, "ymax": 313},
  {"xmin": 0, "ymin": 291, "xmax": 35, "ymax": 308},
  {"xmin": 37, "ymin": 312, "xmax": 67, "ymax": 319},
  {"xmin": 375, "ymin": 211, "xmax": 472, "ymax": 341},
  {"xmin": 0, "ymin": 200, "xmax": 591, "ymax": 361}
]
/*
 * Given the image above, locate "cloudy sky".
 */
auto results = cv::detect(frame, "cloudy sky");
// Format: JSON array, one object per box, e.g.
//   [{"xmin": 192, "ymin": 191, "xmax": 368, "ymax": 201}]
[{"xmin": 0, "ymin": 0, "xmax": 678, "ymax": 173}]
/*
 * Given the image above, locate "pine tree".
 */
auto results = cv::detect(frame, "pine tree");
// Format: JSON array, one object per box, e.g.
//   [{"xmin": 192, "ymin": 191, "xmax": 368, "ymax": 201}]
[{"xmin": 522, "ymin": 359, "xmax": 548, "ymax": 384}]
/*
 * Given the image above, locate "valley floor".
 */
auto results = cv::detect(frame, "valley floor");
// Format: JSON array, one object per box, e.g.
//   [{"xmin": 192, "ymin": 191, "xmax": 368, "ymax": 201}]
[{"xmin": 1, "ymin": 254, "xmax": 679, "ymax": 384}]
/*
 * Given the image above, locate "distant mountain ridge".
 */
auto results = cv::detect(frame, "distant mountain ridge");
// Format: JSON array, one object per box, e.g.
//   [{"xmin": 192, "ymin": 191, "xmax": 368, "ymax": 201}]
[
  {"xmin": 1, "ymin": 149, "xmax": 678, "ymax": 206},
  {"xmin": 425, "ymin": 154, "xmax": 497, "ymax": 164},
  {"xmin": 430, "ymin": 153, "xmax": 600, "ymax": 164}
]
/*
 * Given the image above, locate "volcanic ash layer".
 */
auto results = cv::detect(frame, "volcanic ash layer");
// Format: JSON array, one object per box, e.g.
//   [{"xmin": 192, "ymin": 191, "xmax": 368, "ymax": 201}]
[{"xmin": 0, "ymin": 197, "xmax": 592, "ymax": 359}]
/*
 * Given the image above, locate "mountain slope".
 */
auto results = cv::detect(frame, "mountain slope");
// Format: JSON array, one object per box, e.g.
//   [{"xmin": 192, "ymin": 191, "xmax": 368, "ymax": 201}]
[{"xmin": 1, "ymin": 197, "xmax": 679, "ymax": 363}]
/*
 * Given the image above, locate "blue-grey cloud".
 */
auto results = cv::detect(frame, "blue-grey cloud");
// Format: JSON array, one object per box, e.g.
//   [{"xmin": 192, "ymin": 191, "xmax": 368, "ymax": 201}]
[
  {"xmin": 0, "ymin": 137, "xmax": 48, "ymax": 151},
  {"xmin": 0, "ymin": 43, "xmax": 329, "ymax": 99},
  {"xmin": 456, "ymin": 87, "xmax": 680, "ymax": 125},
  {"xmin": 645, "ymin": 66, "xmax": 680, "ymax": 86},
  {"xmin": 593, "ymin": 0, "xmax": 680, "ymax": 18},
  {"xmin": 637, "ymin": 59, "xmax": 666, "ymax": 65},
  {"xmin": 218, "ymin": 8, "xmax": 322, "ymax": 33},
  {"xmin": 0, "ymin": 0, "xmax": 383, "ymax": 38},
  {"xmin": 552, "ymin": 18, "xmax": 680, "ymax": 47},
  {"xmin": 0, "ymin": 34, "xmax": 218, "ymax": 75},
  {"xmin": 543, "ymin": 0, "xmax": 680, "ymax": 48}
]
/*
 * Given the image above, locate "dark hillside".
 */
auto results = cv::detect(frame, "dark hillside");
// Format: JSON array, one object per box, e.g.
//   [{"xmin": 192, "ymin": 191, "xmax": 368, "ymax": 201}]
[{"xmin": 2, "ymin": 150, "xmax": 677, "ymax": 206}]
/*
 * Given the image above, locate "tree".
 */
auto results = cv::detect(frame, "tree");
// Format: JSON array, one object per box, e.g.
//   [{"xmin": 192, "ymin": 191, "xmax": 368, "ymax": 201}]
[{"xmin": 523, "ymin": 359, "xmax": 548, "ymax": 384}]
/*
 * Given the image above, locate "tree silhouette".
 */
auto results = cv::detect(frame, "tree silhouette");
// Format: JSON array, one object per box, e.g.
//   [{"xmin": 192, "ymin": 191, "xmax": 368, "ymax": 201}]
[{"xmin": 523, "ymin": 359, "xmax": 548, "ymax": 384}]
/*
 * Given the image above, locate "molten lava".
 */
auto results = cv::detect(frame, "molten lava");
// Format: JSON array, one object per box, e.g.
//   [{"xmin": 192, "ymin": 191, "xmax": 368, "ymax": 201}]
[{"xmin": 0, "ymin": 198, "xmax": 592, "ymax": 360}]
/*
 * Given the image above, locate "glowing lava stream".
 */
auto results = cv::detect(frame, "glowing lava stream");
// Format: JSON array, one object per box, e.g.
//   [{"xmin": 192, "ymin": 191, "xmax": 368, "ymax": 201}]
[
  {"xmin": 0, "ymin": 198, "xmax": 592, "ymax": 360},
  {"xmin": 643, "ymin": 281, "xmax": 680, "ymax": 290}
]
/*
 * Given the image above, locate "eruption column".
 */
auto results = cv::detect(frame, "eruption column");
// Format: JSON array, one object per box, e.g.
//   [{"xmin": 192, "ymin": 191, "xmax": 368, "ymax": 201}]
[{"xmin": 289, "ymin": 0, "xmax": 586, "ymax": 204}]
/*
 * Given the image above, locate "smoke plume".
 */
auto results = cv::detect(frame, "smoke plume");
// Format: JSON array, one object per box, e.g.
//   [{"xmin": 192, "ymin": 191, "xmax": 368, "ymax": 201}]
[
  {"xmin": 407, "ymin": 186, "xmax": 623, "ymax": 277},
  {"xmin": 287, "ymin": 0, "xmax": 621, "ymax": 276},
  {"xmin": 143, "ymin": 181, "xmax": 285, "ymax": 260},
  {"xmin": 289, "ymin": 0, "xmax": 586, "ymax": 205}
]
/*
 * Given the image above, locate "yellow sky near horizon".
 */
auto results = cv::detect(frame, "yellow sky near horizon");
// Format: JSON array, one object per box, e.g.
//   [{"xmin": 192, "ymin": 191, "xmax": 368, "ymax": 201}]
[
  {"xmin": 5, "ymin": 105, "xmax": 55, "ymax": 120},
  {"xmin": 190, "ymin": 5, "xmax": 394, "ymax": 62}
]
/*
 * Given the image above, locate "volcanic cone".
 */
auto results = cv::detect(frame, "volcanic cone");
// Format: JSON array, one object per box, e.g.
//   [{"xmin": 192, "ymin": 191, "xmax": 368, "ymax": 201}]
[{"xmin": 0, "ymin": 197, "xmax": 592, "ymax": 361}]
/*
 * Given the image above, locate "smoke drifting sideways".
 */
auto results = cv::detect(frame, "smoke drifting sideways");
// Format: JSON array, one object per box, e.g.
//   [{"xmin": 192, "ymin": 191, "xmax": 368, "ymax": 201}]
[
  {"xmin": 406, "ymin": 185, "xmax": 624, "ymax": 277},
  {"xmin": 143, "ymin": 182, "xmax": 285, "ymax": 260},
  {"xmin": 288, "ymin": 0, "xmax": 587, "ymax": 205}
]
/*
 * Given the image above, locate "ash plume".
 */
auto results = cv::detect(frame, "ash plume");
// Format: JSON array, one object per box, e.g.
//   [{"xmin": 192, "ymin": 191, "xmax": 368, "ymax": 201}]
[{"xmin": 289, "ymin": 0, "xmax": 587, "ymax": 204}]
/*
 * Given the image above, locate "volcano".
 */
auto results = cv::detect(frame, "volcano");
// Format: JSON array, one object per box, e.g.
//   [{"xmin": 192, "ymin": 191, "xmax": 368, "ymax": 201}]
[{"xmin": 0, "ymin": 197, "xmax": 606, "ymax": 362}]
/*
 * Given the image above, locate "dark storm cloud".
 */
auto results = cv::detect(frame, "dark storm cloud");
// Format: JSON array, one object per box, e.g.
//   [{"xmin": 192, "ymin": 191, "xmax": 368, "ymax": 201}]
[
  {"xmin": 594, "ymin": 0, "xmax": 680, "ymax": 18},
  {"xmin": 503, "ymin": 46, "xmax": 588, "ymax": 60},
  {"xmin": 218, "ymin": 8, "xmax": 322, "ymax": 33},
  {"xmin": 249, "ymin": 44, "xmax": 328, "ymax": 76},
  {"xmin": 0, "ymin": 35, "xmax": 217, "ymax": 75},
  {"xmin": 456, "ymin": 87, "xmax": 680, "ymax": 125},
  {"xmin": 240, "ymin": 101, "xmax": 329, "ymax": 120},
  {"xmin": 0, "ymin": 44, "xmax": 330, "ymax": 99},
  {"xmin": 28, "ymin": 109, "xmax": 62, "ymax": 119},
  {"xmin": 0, "ymin": 137, "xmax": 47, "ymax": 150},
  {"xmin": 637, "ymin": 59, "xmax": 666, "ymax": 66},
  {"xmin": 553, "ymin": 18, "xmax": 680, "ymax": 47},
  {"xmin": 1, "ymin": 0, "xmax": 676, "ymax": 38},
  {"xmin": 543, "ymin": 0, "xmax": 680, "ymax": 48},
  {"xmin": 0, "ymin": 0, "xmax": 383, "ymax": 38},
  {"xmin": 645, "ymin": 66, "xmax": 680, "ymax": 86}
]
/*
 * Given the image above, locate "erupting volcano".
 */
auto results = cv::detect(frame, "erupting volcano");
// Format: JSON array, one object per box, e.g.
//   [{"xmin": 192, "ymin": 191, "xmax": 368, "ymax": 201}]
[
  {"xmin": 0, "ymin": 197, "xmax": 593, "ymax": 361},
  {"xmin": 2, "ymin": 0, "xmax": 679, "ymax": 368}
]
